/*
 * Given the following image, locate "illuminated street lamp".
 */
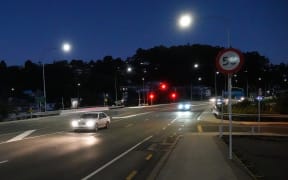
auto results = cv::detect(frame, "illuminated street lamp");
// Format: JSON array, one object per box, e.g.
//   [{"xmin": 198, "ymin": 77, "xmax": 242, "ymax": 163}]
[
  {"xmin": 178, "ymin": 13, "xmax": 194, "ymax": 29},
  {"xmin": 62, "ymin": 43, "xmax": 72, "ymax": 52},
  {"xmin": 127, "ymin": 66, "xmax": 132, "ymax": 73},
  {"xmin": 77, "ymin": 83, "xmax": 81, "ymax": 101}
]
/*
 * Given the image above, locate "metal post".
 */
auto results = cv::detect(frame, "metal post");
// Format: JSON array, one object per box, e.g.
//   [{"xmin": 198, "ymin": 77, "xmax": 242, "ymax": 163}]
[
  {"xmin": 138, "ymin": 91, "xmax": 141, "ymax": 106},
  {"xmin": 42, "ymin": 63, "xmax": 47, "ymax": 112},
  {"xmin": 142, "ymin": 78, "xmax": 145, "ymax": 105},
  {"xmin": 114, "ymin": 73, "xmax": 118, "ymax": 105},
  {"xmin": 214, "ymin": 71, "xmax": 217, "ymax": 96},
  {"xmin": 228, "ymin": 74, "xmax": 233, "ymax": 160},
  {"xmin": 190, "ymin": 83, "xmax": 193, "ymax": 101},
  {"xmin": 258, "ymin": 88, "xmax": 261, "ymax": 133},
  {"xmin": 219, "ymin": 90, "xmax": 224, "ymax": 138},
  {"xmin": 61, "ymin": 97, "xmax": 64, "ymax": 110}
]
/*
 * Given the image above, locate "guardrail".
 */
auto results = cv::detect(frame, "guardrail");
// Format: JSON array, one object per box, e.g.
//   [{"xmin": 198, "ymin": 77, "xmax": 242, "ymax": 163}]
[{"xmin": 212, "ymin": 107, "xmax": 288, "ymax": 121}]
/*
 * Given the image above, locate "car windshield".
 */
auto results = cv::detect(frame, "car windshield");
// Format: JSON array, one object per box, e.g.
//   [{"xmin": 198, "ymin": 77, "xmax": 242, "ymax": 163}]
[{"xmin": 80, "ymin": 114, "xmax": 98, "ymax": 119}]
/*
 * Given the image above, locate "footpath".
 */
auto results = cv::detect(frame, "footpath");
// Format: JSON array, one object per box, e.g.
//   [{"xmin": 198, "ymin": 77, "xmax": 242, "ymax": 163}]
[{"xmin": 148, "ymin": 111, "xmax": 254, "ymax": 180}]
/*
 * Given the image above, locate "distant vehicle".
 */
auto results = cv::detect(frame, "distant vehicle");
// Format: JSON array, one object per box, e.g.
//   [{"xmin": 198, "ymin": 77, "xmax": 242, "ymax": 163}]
[
  {"xmin": 209, "ymin": 96, "xmax": 224, "ymax": 105},
  {"xmin": 71, "ymin": 112, "xmax": 111, "ymax": 132},
  {"xmin": 177, "ymin": 102, "xmax": 191, "ymax": 111}
]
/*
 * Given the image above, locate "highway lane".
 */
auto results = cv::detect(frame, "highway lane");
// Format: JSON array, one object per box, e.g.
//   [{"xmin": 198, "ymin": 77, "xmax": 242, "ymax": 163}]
[
  {"xmin": 1, "ymin": 101, "xmax": 286, "ymax": 179},
  {"xmin": 0, "ymin": 103, "xmax": 207, "ymax": 180}
]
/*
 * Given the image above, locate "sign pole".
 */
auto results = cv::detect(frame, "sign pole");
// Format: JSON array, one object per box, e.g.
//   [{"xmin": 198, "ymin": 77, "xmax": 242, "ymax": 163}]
[
  {"xmin": 228, "ymin": 74, "xmax": 233, "ymax": 160},
  {"xmin": 215, "ymin": 48, "xmax": 244, "ymax": 160},
  {"xmin": 258, "ymin": 88, "xmax": 262, "ymax": 133}
]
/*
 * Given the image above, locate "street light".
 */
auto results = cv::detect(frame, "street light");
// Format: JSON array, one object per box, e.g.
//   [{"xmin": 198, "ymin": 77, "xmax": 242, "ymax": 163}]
[
  {"xmin": 178, "ymin": 13, "xmax": 194, "ymax": 29},
  {"xmin": 42, "ymin": 42, "xmax": 71, "ymax": 111},
  {"xmin": 215, "ymin": 71, "xmax": 219, "ymax": 96},
  {"xmin": 142, "ymin": 77, "xmax": 145, "ymax": 105},
  {"xmin": 77, "ymin": 83, "xmax": 81, "ymax": 101}
]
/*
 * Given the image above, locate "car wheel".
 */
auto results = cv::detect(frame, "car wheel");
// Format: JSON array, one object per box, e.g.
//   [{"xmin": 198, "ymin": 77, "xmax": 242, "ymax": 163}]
[{"xmin": 105, "ymin": 122, "xmax": 110, "ymax": 129}]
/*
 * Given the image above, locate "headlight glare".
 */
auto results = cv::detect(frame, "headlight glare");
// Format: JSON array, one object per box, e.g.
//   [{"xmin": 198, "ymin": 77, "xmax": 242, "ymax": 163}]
[
  {"xmin": 86, "ymin": 120, "xmax": 95, "ymax": 127},
  {"xmin": 71, "ymin": 120, "xmax": 78, "ymax": 127}
]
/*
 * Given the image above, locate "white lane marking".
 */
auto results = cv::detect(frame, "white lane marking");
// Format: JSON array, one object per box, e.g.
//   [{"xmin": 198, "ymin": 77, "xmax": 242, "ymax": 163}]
[
  {"xmin": 112, "ymin": 112, "xmax": 150, "ymax": 119},
  {"xmin": 0, "ymin": 160, "xmax": 8, "ymax": 164},
  {"xmin": 125, "ymin": 123, "xmax": 134, "ymax": 128},
  {"xmin": 82, "ymin": 136, "xmax": 153, "ymax": 180},
  {"xmin": 170, "ymin": 117, "xmax": 178, "ymax": 124},
  {"xmin": 6, "ymin": 130, "xmax": 36, "ymax": 142},
  {"xmin": 0, "ymin": 131, "xmax": 65, "ymax": 145}
]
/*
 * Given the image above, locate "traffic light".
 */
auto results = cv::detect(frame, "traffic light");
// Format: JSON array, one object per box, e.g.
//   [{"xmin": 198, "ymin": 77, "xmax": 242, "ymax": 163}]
[
  {"xmin": 160, "ymin": 82, "xmax": 167, "ymax": 90},
  {"xmin": 171, "ymin": 92, "xmax": 176, "ymax": 99},
  {"xmin": 148, "ymin": 92, "xmax": 155, "ymax": 105},
  {"xmin": 149, "ymin": 93, "xmax": 155, "ymax": 100},
  {"xmin": 170, "ymin": 92, "xmax": 177, "ymax": 102}
]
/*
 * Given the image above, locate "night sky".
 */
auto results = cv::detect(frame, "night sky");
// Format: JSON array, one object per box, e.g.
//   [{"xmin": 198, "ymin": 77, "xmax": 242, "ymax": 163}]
[{"xmin": 1, "ymin": 0, "xmax": 287, "ymax": 66}]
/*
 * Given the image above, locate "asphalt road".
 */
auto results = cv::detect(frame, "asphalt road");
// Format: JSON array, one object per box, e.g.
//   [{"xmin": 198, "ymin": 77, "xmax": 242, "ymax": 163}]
[{"xmin": 0, "ymin": 101, "xmax": 287, "ymax": 179}]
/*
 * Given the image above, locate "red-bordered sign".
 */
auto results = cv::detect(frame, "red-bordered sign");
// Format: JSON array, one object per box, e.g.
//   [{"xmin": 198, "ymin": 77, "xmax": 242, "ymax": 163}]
[{"xmin": 215, "ymin": 48, "xmax": 244, "ymax": 74}]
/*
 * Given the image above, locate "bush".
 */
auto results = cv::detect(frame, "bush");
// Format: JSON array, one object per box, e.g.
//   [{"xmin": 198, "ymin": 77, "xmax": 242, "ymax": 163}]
[
  {"xmin": 274, "ymin": 93, "xmax": 288, "ymax": 114},
  {"xmin": 0, "ymin": 102, "xmax": 9, "ymax": 121}
]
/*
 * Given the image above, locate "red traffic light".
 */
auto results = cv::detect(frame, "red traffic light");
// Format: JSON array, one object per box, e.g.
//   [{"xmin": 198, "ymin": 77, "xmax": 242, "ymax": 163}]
[
  {"xmin": 171, "ymin": 93, "xmax": 176, "ymax": 99},
  {"xmin": 170, "ymin": 92, "xmax": 177, "ymax": 99},
  {"xmin": 149, "ymin": 93, "xmax": 155, "ymax": 99},
  {"xmin": 159, "ymin": 82, "xmax": 168, "ymax": 90}
]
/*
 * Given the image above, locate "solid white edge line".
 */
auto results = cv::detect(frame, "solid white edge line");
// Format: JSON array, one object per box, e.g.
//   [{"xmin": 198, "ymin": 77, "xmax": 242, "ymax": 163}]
[{"xmin": 82, "ymin": 135, "xmax": 153, "ymax": 180}]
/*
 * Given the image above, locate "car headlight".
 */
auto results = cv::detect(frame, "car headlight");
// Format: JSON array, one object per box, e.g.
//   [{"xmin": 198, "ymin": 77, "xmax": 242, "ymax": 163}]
[
  {"xmin": 86, "ymin": 120, "xmax": 95, "ymax": 127},
  {"xmin": 184, "ymin": 104, "xmax": 190, "ymax": 109},
  {"xmin": 71, "ymin": 120, "xmax": 78, "ymax": 127},
  {"xmin": 178, "ymin": 104, "xmax": 184, "ymax": 109}
]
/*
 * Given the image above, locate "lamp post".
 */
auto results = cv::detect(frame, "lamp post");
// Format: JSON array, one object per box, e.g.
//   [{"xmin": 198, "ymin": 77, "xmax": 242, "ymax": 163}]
[
  {"xmin": 215, "ymin": 71, "xmax": 219, "ymax": 96},
  {"xmin": 41, "ymin": 42, "xmax": 72, "ymax": 112},
  {"xmin": 42, "ymin": 63, "xmax": 47, "ymax": 112},
  {"xmin": 142, "ymin": 77, "xmax": 145, "ymax": 105},
  {"xmin": 77, "ymin": 83, "xmax": 81, "ymax": 101}
]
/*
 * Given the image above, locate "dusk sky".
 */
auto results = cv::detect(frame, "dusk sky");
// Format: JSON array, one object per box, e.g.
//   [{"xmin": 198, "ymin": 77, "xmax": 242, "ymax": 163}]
[{"xmin": 0, "ymin": 0, "xmax": 287, "ymax": 66}]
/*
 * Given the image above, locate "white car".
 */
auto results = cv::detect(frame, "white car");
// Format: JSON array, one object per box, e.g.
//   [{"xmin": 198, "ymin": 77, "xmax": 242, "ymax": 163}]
[
  {"xmin": 71, "ymin": 112, "xmax": 111, "ymax": 132},
  {"xmin": 178, "ymin": 102, "xmax": 191, "ymax": 111}
]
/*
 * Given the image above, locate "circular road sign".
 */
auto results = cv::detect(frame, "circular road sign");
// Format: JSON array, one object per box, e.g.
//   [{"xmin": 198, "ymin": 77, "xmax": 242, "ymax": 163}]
[{"xmin": 216, "ymin": 48, "xmax": 244, "ymax": 74}]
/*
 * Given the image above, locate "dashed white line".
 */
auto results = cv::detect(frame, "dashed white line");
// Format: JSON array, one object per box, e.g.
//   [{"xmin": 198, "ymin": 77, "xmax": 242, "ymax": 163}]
[{"xmin": 7, "ymin": 130, "xmax": 36, "ymax": 142}]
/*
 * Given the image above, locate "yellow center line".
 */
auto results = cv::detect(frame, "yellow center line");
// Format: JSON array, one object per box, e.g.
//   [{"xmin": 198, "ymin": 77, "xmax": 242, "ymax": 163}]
[
  {"xmin": 126, "ymin": 170, "xmax": 137, "ymax": 180},
  {"xmin": 197, "ymin": 124, "xmax": 203, "ymax": 133},
  {"xmin": 146, "ymin": 153, "xmax": 153, "ymax": 160}
]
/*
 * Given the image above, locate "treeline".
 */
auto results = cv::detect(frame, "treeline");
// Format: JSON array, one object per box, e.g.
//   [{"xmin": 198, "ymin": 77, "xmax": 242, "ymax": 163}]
[{"xmin": 0, "ymin": 44, "xmax": 287, "ymax": 115}]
